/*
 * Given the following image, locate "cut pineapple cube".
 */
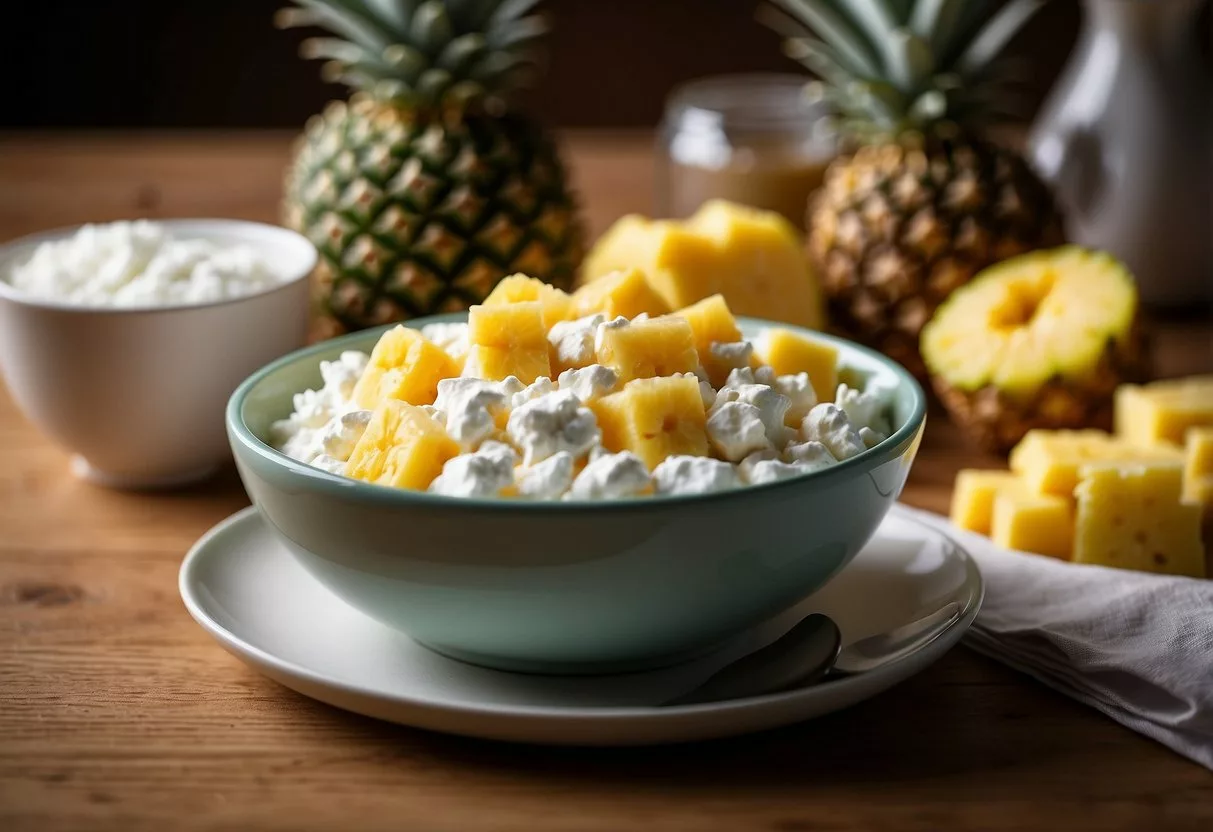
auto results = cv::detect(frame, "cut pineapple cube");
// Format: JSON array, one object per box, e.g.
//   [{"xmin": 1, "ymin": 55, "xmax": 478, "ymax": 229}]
[
  {"xmin": 991, "ymin": 483, "xmax": 1074, "ymax": 560},
  {"xmin": 1009, "ymin": 429, "xmax": 1183, "ymax": 498},
  {"xmin": 1073, "ymin": 462, "xmax": 1205, "ymax": 577},
  {"xmin": 1184, "ymin": 427, "xmax": 1213, "ymax": 513},
  {"xmin": 950, "ymin": 469, "xmax": 1020, "ymax": 534},
  {"xmin": 1114, "ymin": 376, "xmax": 1213, "ymax": 447},
  {"xmin": 464, "ymin": 345, "xmax": 550, "ymax": 385},
  {"xmin": 467, "ymin": 302, "xmax": 551, "ymax": 383},
  {"xmin": 346, "ymin": 400, "xmax": 460, "ymax": 490},
  {"xmin": 352, "ymin": 325, "xmax": 459, "ymax": 410},
  {"xmin": 753, "ymin": 328, "xmax": 838, "ymax": 403},
  {"xmin": 595, "ymin": 316, "xmax": 700, "ymax": 383},
  {"xmin": 673, "ymin": 294, "xmax": 744, "ymax": 386},
  {"xmin": 484, "ymin": 273, "xmax": 572, "ymax": 330},
  {"xmin": 582, "ymin": 200, "xmax": 824, "ymax": 328},
  {"xmin": 569, "ymin": 267, "xmax": 673, "ymax": 321},
  {"xmin": 591, "ymin": 376, "xmax": 709, "ymax": 469}
]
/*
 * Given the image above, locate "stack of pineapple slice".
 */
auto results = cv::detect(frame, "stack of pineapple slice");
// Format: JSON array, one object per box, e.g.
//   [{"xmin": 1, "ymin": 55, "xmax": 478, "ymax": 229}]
[
  {"xmin": 951, "ymin": 376, "xmax": 1213, "ymax": 577},
  {"xmin": 342, "ymin": 268, "xmax": 843, "ymax": 496}
]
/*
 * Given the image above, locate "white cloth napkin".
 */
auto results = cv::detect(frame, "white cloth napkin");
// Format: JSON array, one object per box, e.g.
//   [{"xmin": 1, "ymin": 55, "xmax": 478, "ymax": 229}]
[{"xmin": 902, "ymin": 505, "xmax": 1213, "ymax": 770}]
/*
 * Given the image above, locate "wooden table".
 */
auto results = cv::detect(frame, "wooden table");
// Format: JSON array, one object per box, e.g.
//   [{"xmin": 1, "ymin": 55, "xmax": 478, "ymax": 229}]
[{"xmin": 1, "ymin": 133, "xmax": 1210, "ymax": 832}]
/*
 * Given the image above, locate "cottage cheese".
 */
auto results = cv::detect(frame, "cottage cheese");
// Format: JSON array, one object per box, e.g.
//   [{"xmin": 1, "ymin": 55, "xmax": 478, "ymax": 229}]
[
  {"xmin": 653, "ymin": 455, "xmax": 742, "ymax": 495},
  {"xmin": 706, "ymin": 401, "xmax": 773, "ymax": 462},
  {"xmin": 7, "ymin": 220, "xmax": 285, "ymax": 307},
  {"xmin": 507, "ymin": 390, "xmax": 600, "ymax": 465},
  {"xmin": 566, "ymin": 451, "xmax": 651, "ymax": 499},
  {"xmin": 419, "ymin": 322, "xmax": 470, "ymax": 362},
  {"xmin": 801, "ymin": 403, "xmax": 867, "ymax": 460},
  {"xmin": 517, "ymin": 451, "xmax": 576, "ymax": 500},
  {"xmin": 434, "ymin": 378, "xmax": 511, "ymax": 448},
  {"xmin": 558, "ymin": 364, "xmax": 618, "ymax": 403},
  {"xmin": 548, "ymin": 314, "xmax": 604, "ymax": 368},
  {"xmin": 271, "ymin": 350, "xmax": 370, "ymax": 464},
  {"xmin": 429, "ymin": 441, "xmax": 518, "ymax": 497}
]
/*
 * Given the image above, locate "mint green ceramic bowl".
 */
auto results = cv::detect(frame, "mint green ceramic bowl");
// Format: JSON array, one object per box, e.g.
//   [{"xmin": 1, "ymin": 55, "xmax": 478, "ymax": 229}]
[{"xmin": 227, "ymin": 314, "xmax": 926, "ymax": 674}]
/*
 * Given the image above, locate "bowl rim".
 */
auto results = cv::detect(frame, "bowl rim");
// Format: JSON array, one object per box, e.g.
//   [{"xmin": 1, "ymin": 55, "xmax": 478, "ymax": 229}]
[
  {"xmin": 227, "ymin": 313, "xmax": 927, "ymax": 512},
  {"xmin": 0, "ymin": 218, "xmax": 317, "ymax": 315}
]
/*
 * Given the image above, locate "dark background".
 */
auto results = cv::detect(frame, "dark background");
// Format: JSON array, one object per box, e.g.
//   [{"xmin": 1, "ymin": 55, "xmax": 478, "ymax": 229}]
[{"xmin": 4, "ymin": 0, "xmax": 1210, "ymax": 129}]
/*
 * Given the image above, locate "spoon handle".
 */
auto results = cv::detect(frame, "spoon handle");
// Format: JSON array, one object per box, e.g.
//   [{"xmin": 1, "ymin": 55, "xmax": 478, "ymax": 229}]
[{"xmin": 663, "ymin": 614, "xmax": 841, "ymax": 707}]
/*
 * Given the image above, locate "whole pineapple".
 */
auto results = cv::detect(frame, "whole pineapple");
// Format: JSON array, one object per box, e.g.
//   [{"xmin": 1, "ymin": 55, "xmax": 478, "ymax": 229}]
[
  {"xmin": 279, "ymin": 0, "xmax": 585, "ymax": 338},
  {"xmin": 768, "ymin": 0, "xmax": 1065, "ymax": 379}
]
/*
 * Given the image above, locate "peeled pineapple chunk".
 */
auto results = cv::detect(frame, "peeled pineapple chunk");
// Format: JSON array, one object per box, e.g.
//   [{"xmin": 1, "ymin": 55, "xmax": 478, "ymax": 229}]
[
  {"xmin": 951, "ymin": 469, "xmax": 1019, "ymax": 535},
  {"xmin": 1115, "ymin": 375, "xmax": 1213, "ymax": 448},
  {"xmin": 991, "ymin": 483, "xmax": 1074, "ymax": 560},
  {"xmin": 673, "ymin": 294, "xmax": 745, "ymax": 386},
  {"xmin": 1073, "ymin": 462, "xmax": 1205, "ymax": 578},
  {"xmin": 922, "ymin": 247, "xmax": 1148, "ymax": 453},
  {"xmin": 1009, "ymin": 429, "xmax": 1184, "ymax": 498},
  {"xmin": 1184, "ymin": 427, "xmax": 1213, "ymax": 515},
  {"xmin": 569, "ymin": 267, "xmax": 673, "ymax": 320},
  {"xmin": 467, "ymin": 302, "xmax": 551, "ymax": 383},
  {"xmin": 753, "ymin": 328, "xmax": 838, "ymax": 404},
  {"xmin": 582, "ymin": 200, "xmax": 824, "ymax": 329},
  {"xmin": 484, "ymin": 273, "xmax": 572, "ymax": 330},
  {"xmin": 591, "ymin": 376, "xmax": 709, "ymax": 469},
  {"xmin": 346, "ymin": 400, "xmax": 460, "ymax": 490},
  {"xmin": 352, "ymin": 325, "xmax": 459, "ymax": 410},
  {"xmin": 595, "ymin": 316, "xmax": 700, "ymax": 383}
]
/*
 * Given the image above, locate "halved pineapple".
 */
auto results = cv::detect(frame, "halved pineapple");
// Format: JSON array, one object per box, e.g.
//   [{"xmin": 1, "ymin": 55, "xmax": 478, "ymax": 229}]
[
  {"xmin": 569, "ymin": 267, "xmax": 672, "ymax": 320},
  {"xmin": 346, "ymin": 400, "xmax": 460, "ymax": 490},
  {"xmin": 352, "ymin": 325, "xmax": 459, "ymax": 410},
  {"xmin": 591, "ymin": 376, "xmax": 709, "ymax": 469},
  {"xmin": 673, "ymin": 294, "xmax": 744, "ymax": 386},
  {"xmin": 922, "ymin": 247, "xmax": 1149, "ymax": 453},
  {"xmin": 467, "ymin": 302, "xmax": 551, "ymax": 383},
  {"xmin": 752, "ymin": 328, "xmax": 838, "ymax": 404},
  {"xmin": 484, "ymin": 273, "xmax": 572, "ymax": 330},
  {"xmin": 595, "ymin": 316, "xmax": 700, "ymax": 383}
]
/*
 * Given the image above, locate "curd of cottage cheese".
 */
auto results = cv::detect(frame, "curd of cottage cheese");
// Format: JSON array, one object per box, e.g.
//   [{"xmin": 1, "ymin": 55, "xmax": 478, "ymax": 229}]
[
  {"xmin": 7, "ymin": 220, "xmax": 286, "ymax": 307},
  {"xmin": 271, "ymin": 308, "xmax": 899, "ymax": 501}
]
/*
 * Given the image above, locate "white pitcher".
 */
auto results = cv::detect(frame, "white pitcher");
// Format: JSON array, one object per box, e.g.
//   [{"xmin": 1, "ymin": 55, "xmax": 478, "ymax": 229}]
[{"xmin": 1029, "ymin": 0, "xmax": 1211, "ymax": 307}]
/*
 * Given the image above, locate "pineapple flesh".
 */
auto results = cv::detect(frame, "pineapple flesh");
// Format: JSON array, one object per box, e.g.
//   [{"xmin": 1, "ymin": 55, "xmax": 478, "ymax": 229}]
[
  {"xmin": 352, "ymin": 325, "xmax": 458, "ymax": 410},
  {"xmin": 591, "ymin": 376, "xmax": 710, "ymax": 469},
  {"xmin": 922, "ymin": 248, "xmax": 1148, "ymax": 453},
  {"xmin": 770, "ymin": 0, "xmax": 1064, "ymax": 379},
  {"xmin": 347, "ymin": 400, "xmax": 461, "ymax": 489},
  {"xmin": 279, "ymin": 1, "xmax": 585, "ymax": 338},
  {"xmin": 595, "ymin": 316, "xmax": 701, "ymax": 383}
]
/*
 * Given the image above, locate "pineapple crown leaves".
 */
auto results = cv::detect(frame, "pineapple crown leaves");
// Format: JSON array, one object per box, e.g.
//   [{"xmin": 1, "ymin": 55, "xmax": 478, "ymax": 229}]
[
  {"xmin": 762, "ymin": 0, "xmax": 1045, "ymax": 141},
  {"xmin": 277, "ymin": 0, "xmax": 548, "ymax": 113}
]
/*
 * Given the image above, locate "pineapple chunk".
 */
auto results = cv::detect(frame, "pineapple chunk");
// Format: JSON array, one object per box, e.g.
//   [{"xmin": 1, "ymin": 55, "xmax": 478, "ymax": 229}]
[
  {"xmin": 467, "ymin": 302, "xmax": 551, "ymax": 383},
  {"xmin": 484, "ymin": 273, "xmax": 572, "ymax": 330},
  {"xmin": 595, "ymin": 316, "xmax": 700, "ymax": 383},
  {"xmin": 753, "ymin": 328, "xmax": 838, "ymax": 403},
  {"xmin": 991, "ymin": 484, "xmax": 1074, "ymax": 560},
  {"xmin": 569, "ymin": 267, "xmax": 672, "ymax": 320},
  {"xmin": 1009, "ymin": 429, "xmax": 1184, "ymax": 498},
  {"xmin": 346, "ymin": 400, "xmax": 460, "ymax": 490},
  {"xmin": 1115, "ymin": 376, "xmax": 1213, "ymax": 447},
  {"xmin": 463, "ymin": 345, "xmax": 551, "ymax": 385},
  {"xmin": 1184, "ymin": 427, "xmax": 1213, "ymax": 512},
  {"xmin": 352, "ymin": 325, "xmax": 459, "ymax": 410},
  {"xmin": 591, "ymin": 376, "xmax": 709, "ymax": 469},
  {"xmin": 950, "ymin": 469, "xmax": 1020, "ymax": 534},
  {"xmin": 673, "ymin": 294, "xmax": 744, "ymax": 386},
  {"xmin": 1073, "ymin": 462, "xmax": 1205, "ymax": 577},
  {"xmin": 582, "ymin": 200, "xmax": 824, "ymax": 328}
]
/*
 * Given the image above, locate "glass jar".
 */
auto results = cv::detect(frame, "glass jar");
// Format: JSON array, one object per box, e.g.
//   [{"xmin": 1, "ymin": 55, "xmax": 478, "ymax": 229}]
[{"xmin": 656, "ymin": 74, "xmax": 836, "ymax": 229}]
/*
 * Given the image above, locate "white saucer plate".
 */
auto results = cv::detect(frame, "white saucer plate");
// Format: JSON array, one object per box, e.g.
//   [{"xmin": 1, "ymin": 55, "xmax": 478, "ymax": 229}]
[{"xmin": 179, "ymin": 504, "xmax": 982, "ymax": 746}]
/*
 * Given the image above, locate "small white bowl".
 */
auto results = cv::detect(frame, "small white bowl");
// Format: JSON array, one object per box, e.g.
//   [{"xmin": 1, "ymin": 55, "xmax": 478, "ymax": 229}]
[{"xmin": 0, "ymin": 219, "xmax": 315, "ymax": 488}]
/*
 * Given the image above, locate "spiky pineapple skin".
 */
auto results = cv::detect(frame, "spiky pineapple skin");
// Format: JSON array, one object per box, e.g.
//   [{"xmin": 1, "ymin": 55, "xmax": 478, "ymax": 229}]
[
  {"xmin": 808, "ymin": 133, "xmax": 1065, "ymax": 380},
  {"xmin": 285, "ymin": 97, "xmax": 584, "ymax": 338},
  {"xmin": 932, "ymin": 327, "xmax": 1151, "ymax": 454}
]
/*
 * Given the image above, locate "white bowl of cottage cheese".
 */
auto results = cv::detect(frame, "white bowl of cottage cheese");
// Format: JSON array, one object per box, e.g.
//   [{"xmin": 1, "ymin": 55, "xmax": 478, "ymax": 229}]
[{"xmin": 0, "ymin": 219, "xmax": 314, "ymax": 488}]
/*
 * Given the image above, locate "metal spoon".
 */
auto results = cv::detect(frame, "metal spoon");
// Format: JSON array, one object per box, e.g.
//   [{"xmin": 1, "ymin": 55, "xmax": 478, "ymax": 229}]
[{"xmin": 664, "ymin": 601, "xmax": 962, "ymax": 707}]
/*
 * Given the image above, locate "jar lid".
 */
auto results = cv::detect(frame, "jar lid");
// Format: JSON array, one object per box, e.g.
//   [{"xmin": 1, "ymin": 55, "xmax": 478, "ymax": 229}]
[{"xmin": 665, "ymin": 74, "xmax": 826, "ymax": 133}]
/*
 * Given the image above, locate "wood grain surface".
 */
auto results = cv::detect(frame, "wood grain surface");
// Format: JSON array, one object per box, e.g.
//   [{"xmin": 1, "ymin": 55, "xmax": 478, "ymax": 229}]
[{"xmin": 0, "ymin": 133, "xmax": 1210, "ymax": 832}]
